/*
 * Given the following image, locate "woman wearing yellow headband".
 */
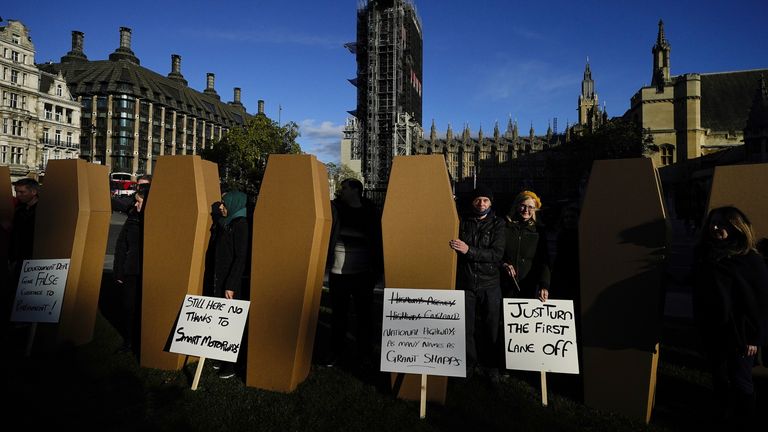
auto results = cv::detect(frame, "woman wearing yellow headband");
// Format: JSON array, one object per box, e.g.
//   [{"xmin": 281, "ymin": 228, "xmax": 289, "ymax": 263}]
[{"xmin": 501, "ymin": 190, "xmax": 550, "ymax": 302}]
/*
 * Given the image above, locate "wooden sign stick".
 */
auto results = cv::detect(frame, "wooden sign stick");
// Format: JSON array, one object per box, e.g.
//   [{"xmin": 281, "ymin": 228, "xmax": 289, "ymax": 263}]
[
  {"xmin": 24, "ymin": 323, "xmax": 37, "ymax": 357},
  {"xmin": 540, "ymin": 371, "xmax": 548, "ymax": 407},
  {"xmin": 419, "ymin": 373, "xmax": 428, "ymax": 419},
  {"xmin": 191, "ymin": 357, "xmax": 206, "ymax": 390}
]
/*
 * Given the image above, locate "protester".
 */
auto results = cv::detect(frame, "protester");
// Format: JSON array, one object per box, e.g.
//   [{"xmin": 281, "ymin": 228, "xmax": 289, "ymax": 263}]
[
  {"xmin": 8, "ymin": 178, "xmax": 40, "ymax": 284},
  {"xmin": 501, "ymin": 190, "xmax": 550, "ymax": 302},
  {"xmin": 113, "ymin": 187, "xmax": 149, "ymax": 354},
  {"xmin": 693, "ymin": 206, "xmax": 768, "ymax": 428},
  {"xmin": 212, "ymin": 191, "xmax": 249, "ymax": 379},
  {"xmin": 202, "ymin": 200, "xmax": 224, "ymax": 297},
  {"xmin": 326, "ymin": 178, "xmax": 383, "ymax": 368},
  {"xmin": 450, "ymin": 184, "xmax": 505, "ymax": 379}
]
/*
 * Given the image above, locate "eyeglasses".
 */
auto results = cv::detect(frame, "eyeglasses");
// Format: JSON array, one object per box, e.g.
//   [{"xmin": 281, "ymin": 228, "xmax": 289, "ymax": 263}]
[
  {"xmin": 710, "ymin": 220, "xmax": 729, "ymax": 231},
  {"xmin": 519, "ymin": 204, "xmax": 537, "ymax": 211}
]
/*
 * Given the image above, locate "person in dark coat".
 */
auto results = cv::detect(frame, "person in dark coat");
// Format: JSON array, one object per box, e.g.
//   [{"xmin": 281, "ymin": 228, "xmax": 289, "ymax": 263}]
[
  {"xmin": 6, "ymin": 178, "xmax": 40, "ymax": 324},
  {"xmin": 113, "ymin": 187, "xmax": 148, "ymax": 354},
  {"xmin": 450, "ymin": 184, "xmax": 505, "ymax": 376},
  {"xmin": 693, "ymin": 206, "xmax": 768, "ymax": 428},
  {"xmin": 202, "ymin": 201, "xmax": 223, "ymax": 297},
  {"xmin": 8, "ymin": 178, "xmax": 39, "ymax": 279},
  {"xmin": 212, "ymin": 190, "xmax": 249, "ymax": 379},
  {"xmin": 325, "ymin": 178, "xmax": 383, "ymax": 368},
  {"xmin": 501, "ymin": 190, "xmax": 550, "ymax": 302}
]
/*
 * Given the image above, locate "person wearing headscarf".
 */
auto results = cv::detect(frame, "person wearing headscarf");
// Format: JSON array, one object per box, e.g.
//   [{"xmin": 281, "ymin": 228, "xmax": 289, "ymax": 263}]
[
  {"xmin": 214, "ymin": 191, "xmax": 249, "ymax": 301},
  {"xmin": 212, "ymin": 190, "xmax": 249, "ymax": 379}
]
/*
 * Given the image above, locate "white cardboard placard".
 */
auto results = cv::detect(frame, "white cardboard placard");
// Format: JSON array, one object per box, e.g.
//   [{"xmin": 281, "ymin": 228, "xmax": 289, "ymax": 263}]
[
  {"xmin": 11, "ymin": 259, "xmax": 70, "ymax": 323},
  {"xmin": 169, "ymin": 295, "xmax": 250, "ymax": 363},
  {"xmin": 503, "ymin": 298, "xmax": 579, "ymax": 374},
  {"xmin": 380, "ymin": 288, "xmax": 466, "ymax": 378}
]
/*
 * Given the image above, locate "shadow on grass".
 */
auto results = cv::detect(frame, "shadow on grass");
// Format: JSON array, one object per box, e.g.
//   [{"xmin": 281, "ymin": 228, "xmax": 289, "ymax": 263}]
[{"xmin": 8, "ymin": 308, "xmax": 757, "ymax": 431}]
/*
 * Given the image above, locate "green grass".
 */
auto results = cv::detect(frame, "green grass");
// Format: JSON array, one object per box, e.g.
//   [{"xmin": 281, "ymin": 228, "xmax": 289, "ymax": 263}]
[{"xmin": 5, "ymin": 312, "xmax": 752, "ymax": 432}]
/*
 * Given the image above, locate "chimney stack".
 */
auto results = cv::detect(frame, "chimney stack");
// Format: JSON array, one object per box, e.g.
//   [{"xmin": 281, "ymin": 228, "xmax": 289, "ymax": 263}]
[
  {"xmin": 229, "ymin": 87, "xmax": 244, "ymax": 110},
  {"xmin": 119, "ymin": 27, "xmax": 131, "ymax": 49},
  {"xmin": 258, "ymin": 100, "xmax": 265, "ymax": 115},
  {"xmin": 109, "ymin": 26, "xmax": 139, "ymax": 65},
  {"xmin": 61, "ymin": 30, "xmax": 87, "ymax": 63},
  {"xmin": 167, "ymin": 54, "xmax": 187, "ymax": 86},
  {"xmin": 172, "ymin": 54, "xmax": 181, "ymax": 74},
  {"xmin": 203, "ymin": 72, "xmax": 219, "ymax": 99}
]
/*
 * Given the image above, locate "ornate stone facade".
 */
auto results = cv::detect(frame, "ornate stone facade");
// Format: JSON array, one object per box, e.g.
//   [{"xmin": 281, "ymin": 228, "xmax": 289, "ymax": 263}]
[
  {"xmin": 0, "ymin": 19, "xmax": 80, "ymax": 180},
  {"xmin": 624, "ymin": 20, "xmax": 767, "ymax": 167}
]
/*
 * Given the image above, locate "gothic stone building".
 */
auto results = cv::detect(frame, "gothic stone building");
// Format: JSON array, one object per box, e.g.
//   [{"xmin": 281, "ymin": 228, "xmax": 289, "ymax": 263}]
[{"xmin": 624, "ymin": 20, "xmax": 767, "ymax": 167}]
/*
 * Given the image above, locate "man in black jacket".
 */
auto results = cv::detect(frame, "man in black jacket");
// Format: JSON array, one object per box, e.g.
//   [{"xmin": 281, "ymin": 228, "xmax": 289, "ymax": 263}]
[
  {"xmin": 6, "ymin": 178, "xmax": 40, "ymax": 323},
  {"xmin": 450, "ymin": 184, "xmax": 505, "ymax": 377}
]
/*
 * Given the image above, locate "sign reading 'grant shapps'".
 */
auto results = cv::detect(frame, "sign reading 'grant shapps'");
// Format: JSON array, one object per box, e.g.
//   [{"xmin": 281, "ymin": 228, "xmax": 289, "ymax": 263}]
[
  {"xmin": 170, "ymin": 295, "xmax": 250, "ymax": 363},
  {"xmin": 11, "ymin": 259, "xmax": 70, "ymax": 323},
  {"xmin": 503, "ymin": 299, "xmax": 579, "ymax": 374},
  {"xmin": 380, "ymin": 288, "xmax": 466, "ymax": 378}
]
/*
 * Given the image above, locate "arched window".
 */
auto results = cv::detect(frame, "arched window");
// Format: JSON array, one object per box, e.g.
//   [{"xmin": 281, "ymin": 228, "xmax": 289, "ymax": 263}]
[{"xmin": 660, "ymin": 144, "xmax": 674, "ymax": 166}]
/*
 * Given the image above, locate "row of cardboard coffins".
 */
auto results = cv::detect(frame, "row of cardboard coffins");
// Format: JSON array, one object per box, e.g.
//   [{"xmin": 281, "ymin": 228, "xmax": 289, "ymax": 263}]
[{"xmin": 3, "ymin": 156, "xmax": 766, "ymax": 424}]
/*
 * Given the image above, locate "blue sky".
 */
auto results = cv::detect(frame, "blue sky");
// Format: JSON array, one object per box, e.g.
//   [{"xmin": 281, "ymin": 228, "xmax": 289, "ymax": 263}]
[{"xmin": 6, "ymin": 0, "xmax": 768, "ymax": 163}]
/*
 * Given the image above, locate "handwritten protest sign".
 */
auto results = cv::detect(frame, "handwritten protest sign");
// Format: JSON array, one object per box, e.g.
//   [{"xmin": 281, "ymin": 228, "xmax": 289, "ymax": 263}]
[
  {"xmin": 503, "ymin": 299, "xmax": 579, "ymax": 374},
  {"xmin": 170, "ymin": 295, "xmax": 250, "ymax": 363},
  {"xmin": 11, "ymin": 259, "xmax": 70, "ymax": 323},
  {"xmin": 380, "ymin": 288, "xmax": 466, "ymax": 378}
]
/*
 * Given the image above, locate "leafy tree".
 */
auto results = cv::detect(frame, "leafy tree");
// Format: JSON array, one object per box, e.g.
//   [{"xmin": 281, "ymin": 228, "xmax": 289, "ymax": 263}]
[
  {"xmin": 325, "ymin": 162, "xmax": 362, "ymax": 195},
  {"xmin": 575, "ymin": 117, "xmax": 655, "ymax": 161},
  {"xmin": 553, "ymin": 118, "xmax": 655, "ymax": 177},
  {"xmin": 542, "ymin": 118, "xmax": 655, "ymax": 203},
  {"xmin": 201, "ymin": 114, "xmax": 302, "ymax": 196}
]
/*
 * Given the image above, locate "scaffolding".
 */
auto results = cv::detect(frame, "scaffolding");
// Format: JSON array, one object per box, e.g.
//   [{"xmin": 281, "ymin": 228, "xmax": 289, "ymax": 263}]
[{"xmin": 353, "ymin": 0, "xmax": 423, "ymax": 190}]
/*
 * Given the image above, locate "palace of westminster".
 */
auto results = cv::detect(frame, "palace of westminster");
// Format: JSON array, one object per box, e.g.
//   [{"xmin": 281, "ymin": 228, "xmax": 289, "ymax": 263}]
[{"xmin": 1, "ymin": 1, "xmax": 766, "ymax": 212}]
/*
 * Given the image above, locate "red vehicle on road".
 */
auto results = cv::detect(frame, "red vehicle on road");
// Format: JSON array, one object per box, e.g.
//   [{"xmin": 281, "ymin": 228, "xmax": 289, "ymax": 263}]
[{"xmin": 110, "ymin": 172, "xmax": 137, "ymax": 197}]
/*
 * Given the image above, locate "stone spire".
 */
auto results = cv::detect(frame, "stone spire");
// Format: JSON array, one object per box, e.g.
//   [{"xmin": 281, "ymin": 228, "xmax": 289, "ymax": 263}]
[
  {"xmin": 462, "ymin": 123, "xmax": 471, "ymax": 144},
  {"xmin": 582, "ymin": 57, "xmax": 595, "ymax": 99},
  {"xmin": 430, "ymin": 119, "xmax": 437, "ymax": 142},
  {"xmin": 651, "ymin": 19, "xmax": 671, "ymax": 89}
]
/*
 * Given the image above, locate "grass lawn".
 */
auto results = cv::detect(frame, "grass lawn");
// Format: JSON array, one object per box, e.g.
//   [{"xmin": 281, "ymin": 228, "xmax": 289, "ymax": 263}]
[{"xmin": 8, "ymin": 307, "xmax": 755, "ymax": 432}]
